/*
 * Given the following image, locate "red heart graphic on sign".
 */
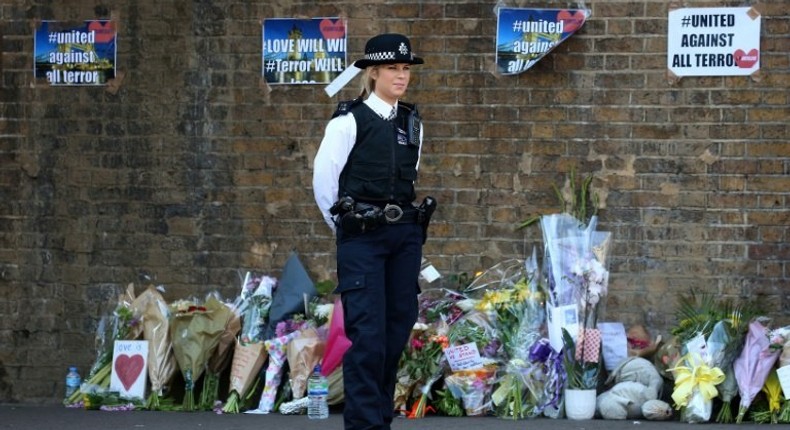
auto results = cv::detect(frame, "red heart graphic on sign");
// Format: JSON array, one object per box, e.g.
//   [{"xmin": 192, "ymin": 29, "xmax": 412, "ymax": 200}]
[
  {"xmin": 557, "ymin": 10, "xmax": 586, "ymax": 33},
  {"xmin": 320, "ymin": 19, "xmax": 345, "ymax": 39},
  {"xmin": 88, "ymin": 20, "xmax": 115, "ymax": 44},
  {"xmin": 115, "ymin": 354, "xmax": 144, "ymax": 391},
  {"xmin": 733, "ymin": 48, "xmax": 759, "ymax": 69}
]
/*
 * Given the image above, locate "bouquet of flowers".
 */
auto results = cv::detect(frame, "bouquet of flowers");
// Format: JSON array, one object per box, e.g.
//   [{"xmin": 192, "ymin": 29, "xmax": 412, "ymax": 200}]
[
  {"xmin": 492, "ymin": 337, "xmax": 563, "ymax": 419},
  {"xmin": 65, "ymin": 284, "xmax": 143, "ymax": 406},
  {"xmin": 416, "ymin": 287, "xmax": 467, "ymax": 327},
  {"xmin": 670, "ymin": 354, "xmax": 725, "ymax": 423},
  {"xmin": 540, "ymin": 213, "xmax": 610, "ymax": 356},
  {"xmin": 733, "ymin": 318, "xmax": 781, "ymax": 423},
  {"xmin": 402, "ymin": 327, "xmax": 450, "ymax": 418},
  {"xmin": 138, "ymin": 285, "xmax": 178, "ymax": 410},
  {"xmin": 668, "ymin": 334, "xmax": 725, "ymax": 423},
  {"xmin": 252, "ymin": 330, "xmax": 301, "ymax": 413},
  {"xmin": 222, "ymin": 273, "xmax": 275, "ymax": 413},
  {"xmin": 474, "ymin": 256, "xmax": 545, "ymax": 363},
  {"xmin": 707, "ymin": 317, "xmax": 748, "ymax": 423},
  {"xmin": 558, "ymin": 257, "xmax": 608, "ymax": 391},
  {"xmin": 286, "ymin": 325, "xmax": 325, "ymax": 401},
  {"xmin": 491, "ymin": 358, "xmax": 531, "ymax": 419},
  {"xmin": 169, "ymin": 294, "xmax": 234, "ymax": 411},
  {"xmin": 444, "ymin": 365, "xmax": 498, "ymax": 416},
  {"xmin": 448, "ymin": 310, "xmax": 502, "ymax": 363},
  {"xmin": 200, "ymin": 306, "xmax": 241, "ymax": 410}
]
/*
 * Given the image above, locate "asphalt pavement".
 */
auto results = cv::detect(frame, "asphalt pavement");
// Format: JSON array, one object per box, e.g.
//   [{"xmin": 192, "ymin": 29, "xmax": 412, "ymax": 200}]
[{"xmin": 0, "ymin": 403, "xmax": 771, "ymax": 430}]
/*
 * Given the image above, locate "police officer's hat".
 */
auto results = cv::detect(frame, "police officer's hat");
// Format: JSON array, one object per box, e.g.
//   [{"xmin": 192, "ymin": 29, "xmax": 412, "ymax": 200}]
[{"xmin": 353, "ymin": 33, "xmax": 424, "ymax": 69}]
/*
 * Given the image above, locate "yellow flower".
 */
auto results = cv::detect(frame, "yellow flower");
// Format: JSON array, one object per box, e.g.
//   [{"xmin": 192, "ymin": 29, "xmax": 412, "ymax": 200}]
[{"xmin": 763, "ymin": 369, "xmax": 781, "ymax": 414}]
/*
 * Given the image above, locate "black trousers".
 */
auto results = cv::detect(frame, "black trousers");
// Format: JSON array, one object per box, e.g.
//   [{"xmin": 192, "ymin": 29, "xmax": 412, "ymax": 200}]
[{"xmin": 335, "ymin": 222, "xmax": 422, "ymax": 430}]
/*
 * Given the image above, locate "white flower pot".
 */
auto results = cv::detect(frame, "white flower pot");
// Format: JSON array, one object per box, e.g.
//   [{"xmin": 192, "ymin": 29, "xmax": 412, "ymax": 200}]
[{"xmin": 565, "ymin": 388, "xmax": 597, "ymax": 420}]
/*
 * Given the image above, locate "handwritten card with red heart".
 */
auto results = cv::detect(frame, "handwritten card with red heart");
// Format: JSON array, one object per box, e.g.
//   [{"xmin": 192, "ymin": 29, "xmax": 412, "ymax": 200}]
[{"xmin": 110, "ymin": 340, "xmax": 149, "ymax": 399}]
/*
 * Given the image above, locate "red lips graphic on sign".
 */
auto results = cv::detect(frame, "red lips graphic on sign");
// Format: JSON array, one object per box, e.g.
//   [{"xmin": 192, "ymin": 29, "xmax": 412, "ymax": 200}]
[
  {"xmin": 733, "ymin": 49, "xmax": 759, "ymax": 69},
  {"xmin": 88, "ymin": 20, "xmax": 115, "ymax": 43},
  {"xmin": 115, "ymin": 354, "xmax": 144, "ymax": 391},
  {"xmin": 320, "ymin": 19, "xmax": 345, "ymax": 39},
  {"xmin": 557, "ymin": 10, "xmax": 586, "ymax": 33}
]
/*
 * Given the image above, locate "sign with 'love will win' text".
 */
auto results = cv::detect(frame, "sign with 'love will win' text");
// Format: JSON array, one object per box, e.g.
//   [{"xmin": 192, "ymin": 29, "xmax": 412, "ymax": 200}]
[
  {"xmin": 667, "ymin": 7, "xmax": 761, "ymax": 77},
  {"xmin": 110, "ymin": 340, "xmax": 149, "ymax": 399},
  {"xmin": 262, "ymin": 17, "xmax": 348, "ymax": 85}
]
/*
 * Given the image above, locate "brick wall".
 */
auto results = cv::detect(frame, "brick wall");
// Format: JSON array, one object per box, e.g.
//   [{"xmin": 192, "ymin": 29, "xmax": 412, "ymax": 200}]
[{"xmin": 1, "ymin": 0, "xmax": 788, "ymax": 403}]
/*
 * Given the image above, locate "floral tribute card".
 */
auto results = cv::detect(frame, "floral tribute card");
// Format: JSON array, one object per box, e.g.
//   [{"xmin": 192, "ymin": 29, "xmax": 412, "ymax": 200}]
[
  {"xmin": 110, "ymin": 340, "xmax": 149, "ymax": 399},
  {"xmin": 444, "ymin": 342, "xmax": 484, "ymax": 371}
]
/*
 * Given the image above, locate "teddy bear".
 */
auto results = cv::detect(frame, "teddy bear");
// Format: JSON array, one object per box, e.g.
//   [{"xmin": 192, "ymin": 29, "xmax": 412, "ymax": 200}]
[{"xmin": 596, "ymin": 356, "xmax": 672, "ymax": 420}]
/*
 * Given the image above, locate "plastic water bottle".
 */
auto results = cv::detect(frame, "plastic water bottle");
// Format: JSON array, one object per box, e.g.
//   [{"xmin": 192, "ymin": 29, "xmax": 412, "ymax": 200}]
[
  {"xmin": 65, "ymin": 366, "xmax": 81, "ymax": 399},
  {"xmin": 307, "ymin": 364, "xmax": 329, "ymax": 419}
]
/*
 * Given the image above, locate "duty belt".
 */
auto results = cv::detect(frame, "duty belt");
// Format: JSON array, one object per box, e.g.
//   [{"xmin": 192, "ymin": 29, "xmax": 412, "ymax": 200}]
[{"xmin": 357, "ymin": 202, "xmax": 420, "ymax": 224}]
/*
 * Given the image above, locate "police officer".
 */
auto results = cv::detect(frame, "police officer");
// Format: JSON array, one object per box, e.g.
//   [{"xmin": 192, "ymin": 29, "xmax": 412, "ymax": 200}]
[{"xmin": 312, "ymin": 33, "xmax": 431, "ymax": 430}]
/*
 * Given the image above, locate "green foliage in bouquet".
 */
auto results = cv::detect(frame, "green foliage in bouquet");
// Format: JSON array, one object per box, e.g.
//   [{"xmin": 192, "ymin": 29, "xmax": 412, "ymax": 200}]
[
  {"xmin": 518, "ymin": 166, "xmax": 599, "ymax": 229},
  {"xmin": 671, "ymin": 289, "xmax": 750, "ymax": 344},
  {"xmin": 314, "ymin": 279, "xmax": 336, "ymax": 296},
  {"xmin": 65, "ymin": 289, "xmax": 142, "ymax": 406},
  {"xmin": 669, "ymin": 288, "xmax": 758, "ymax": 423},
  {"xmin": 561, "ymin": 328, "xmax": 600, "ymax": 390},
  {"xmin": 435, "ymin": 386, "xmax": 463, "ymax": 417}
]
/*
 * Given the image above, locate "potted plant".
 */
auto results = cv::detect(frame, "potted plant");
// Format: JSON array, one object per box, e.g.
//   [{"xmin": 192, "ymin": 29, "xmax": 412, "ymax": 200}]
[{"xmin": 561, "ymin": 327, "xmax": 601, "ymax": 419}]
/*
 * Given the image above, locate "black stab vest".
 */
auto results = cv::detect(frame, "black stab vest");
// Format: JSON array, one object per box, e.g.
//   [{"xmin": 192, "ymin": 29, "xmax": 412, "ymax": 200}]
[{"xmin": 337, "ymin": 101, "xmax": 419, "ymax": 204}]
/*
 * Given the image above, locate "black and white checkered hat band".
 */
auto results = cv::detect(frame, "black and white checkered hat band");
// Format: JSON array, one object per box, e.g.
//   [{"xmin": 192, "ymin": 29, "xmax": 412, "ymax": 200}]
[{"xmin": 364, "ymin": 51, "xmax": 397, "ymax": 62}]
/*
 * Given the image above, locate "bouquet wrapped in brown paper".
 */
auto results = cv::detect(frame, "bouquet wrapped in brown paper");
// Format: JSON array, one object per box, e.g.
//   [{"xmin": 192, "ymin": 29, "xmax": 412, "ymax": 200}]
[
  {"xmin": 138, "ymin": 285, "xmax": 178, "ymax": 410},
  {"xmin": 169, "ymin": 295, "xmax": 234, "ymax": 411},
  {"xmin": 200, "ymin": 311, "xmax": 241, "ymax": 410},
  {"xmin": 287, "ymin": 327, "xmax": 326, "ymax": 399},
  {"xmin": 222, "ymin": 339, "xmax": 269, "ymax": 413}
]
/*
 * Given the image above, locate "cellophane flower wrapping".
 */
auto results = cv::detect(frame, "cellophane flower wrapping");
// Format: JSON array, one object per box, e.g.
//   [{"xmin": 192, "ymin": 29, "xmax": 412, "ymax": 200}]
[
  {"xmin": 542, "ymin": 214, "xmax": 610, "ymax": 395},
  {"xmin": 222, "ymin": 273, "xmax": 275, "ymax": 413},
  {"xmin": 670, "ymin": 349, "xmax": 724, "ymax": 423},
  {"xmin": 138, "ymin": 285, "xmax": 178, "ymax": 410},
  {"xmin": 773, "ymin": 326, "xmax": 790, "ymax": 423},
  {"xmin": 541, "ymin": 215, "xmax": 610, "ymax": 348},
  {"xmin": 254, "ymin": 331, "xmax": 301, "ymax": 413},
  {"xmin": 470, "ymin": 252, "xmax": 550, "ymax": 419},
  {"xmin": 320, "ymin": 298, "xmax": 350, "ymax": 380},
  {"xmin": 401, "ymin": 325, "xmax": 450, "ymax": 418},
  {"xmin": 445, "ymin": 365, "xmax": 498, "ymax": 416},
  {"xmin": 66, "ymin": 284, "xmax": 143, "ymax": 406},
  {"xmin": 396, "ymin": 286, "xmax": 466, "ymax": 415},
  {"xmin": 706, "ymin": 319, "xmax": 745, "ymax": 423},
  {"xmin": 733, "ymin": 318, "xmax": 781, "ymax": 423},
  {"xmin": 169, "ymin": 294, "xmax": 234, "ymax": 411}
]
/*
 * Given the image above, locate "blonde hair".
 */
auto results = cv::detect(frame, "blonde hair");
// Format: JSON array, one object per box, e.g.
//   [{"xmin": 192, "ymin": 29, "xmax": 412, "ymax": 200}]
[{"xmin": 359, "ymin": 66, "xmax": 378, "ymax": 98}]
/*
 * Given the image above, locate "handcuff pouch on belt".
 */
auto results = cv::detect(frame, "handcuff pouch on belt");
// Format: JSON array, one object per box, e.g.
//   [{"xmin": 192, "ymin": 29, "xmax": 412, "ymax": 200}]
[{"xmin": 331, "ymin": 197, "xmax": 383, "ymax": 235}]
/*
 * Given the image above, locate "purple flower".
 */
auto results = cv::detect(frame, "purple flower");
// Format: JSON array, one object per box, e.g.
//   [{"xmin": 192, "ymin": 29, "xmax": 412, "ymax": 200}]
[
  {"xmin": 483, "ymin": 339, "xmax": 501, "ymax": 358},
  {"xmin": 529, "ymin": 338, "xmax": 552, "ymax": 363}
]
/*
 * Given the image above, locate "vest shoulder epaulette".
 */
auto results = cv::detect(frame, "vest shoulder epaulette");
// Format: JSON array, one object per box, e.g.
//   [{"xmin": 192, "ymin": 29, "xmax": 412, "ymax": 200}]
[
  {"xmin": 398, "ymin": 100, "xmax": 420, "ymax": 117},
  {"xmin": 398, "ymin": 101, "xmax": 417, "ymax": 113},
  {"xmin": 332, "ymin": 97, "xmax": 364, "ymax": 118}
]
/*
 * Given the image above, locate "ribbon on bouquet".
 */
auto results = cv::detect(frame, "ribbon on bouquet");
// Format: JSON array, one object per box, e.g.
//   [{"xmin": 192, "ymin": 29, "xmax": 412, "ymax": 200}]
[{"xmin": 668, "ymin": 353, "xmax": 725, "ymax": 408}]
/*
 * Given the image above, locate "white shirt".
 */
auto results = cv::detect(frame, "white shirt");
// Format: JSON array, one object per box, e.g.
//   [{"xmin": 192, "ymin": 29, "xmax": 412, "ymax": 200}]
[{"xmin": 312, "ymin": 92, "xmax": 423, "ymax": 232}]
